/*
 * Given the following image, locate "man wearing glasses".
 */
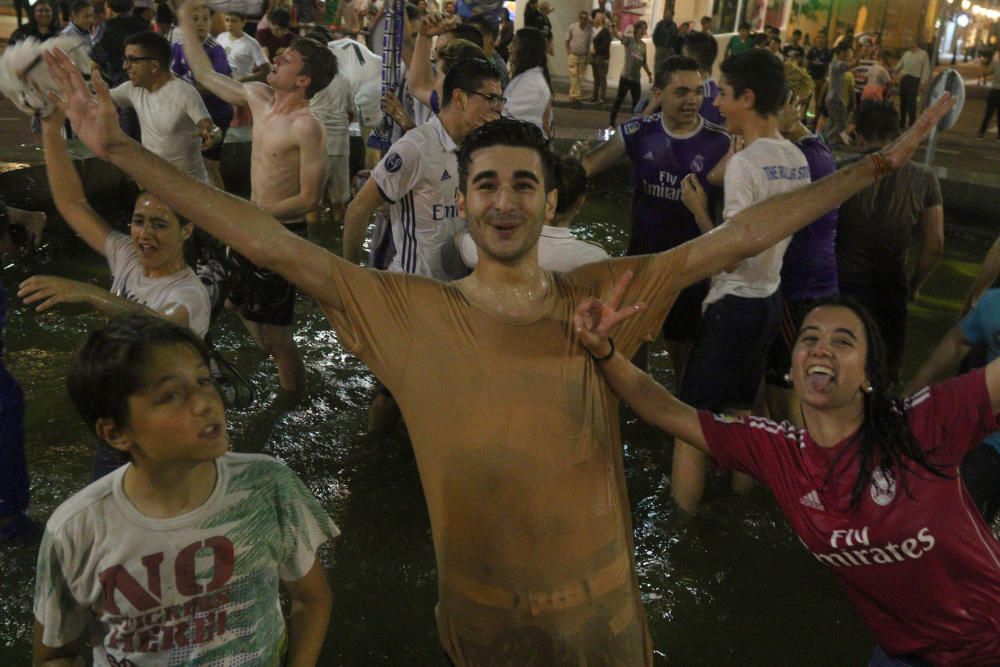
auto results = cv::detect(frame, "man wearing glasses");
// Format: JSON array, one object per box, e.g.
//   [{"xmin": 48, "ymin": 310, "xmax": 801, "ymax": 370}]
[
  {"xmin": 108, "ymin": 31, "xmax": 220, "ymax": 183},
  {"xmin": 344, "ymin": 57, "xmax": 504, "ymax": 282}
]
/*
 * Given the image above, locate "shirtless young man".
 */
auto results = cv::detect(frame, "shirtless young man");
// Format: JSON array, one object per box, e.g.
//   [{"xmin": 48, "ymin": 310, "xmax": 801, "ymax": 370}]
[
  {"xmin": 46, "ymin": 47, "xmax": 953, "ymax": 664},
  {"xmin": 176, "ymin": 0, "xmax": 335, "ymax": 394}
]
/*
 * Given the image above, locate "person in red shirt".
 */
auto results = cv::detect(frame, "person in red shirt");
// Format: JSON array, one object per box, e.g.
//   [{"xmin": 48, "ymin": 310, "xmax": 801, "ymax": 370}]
[{"xmin": 574, "ymin": 289, "xmax": 1000, "ymax": 665}]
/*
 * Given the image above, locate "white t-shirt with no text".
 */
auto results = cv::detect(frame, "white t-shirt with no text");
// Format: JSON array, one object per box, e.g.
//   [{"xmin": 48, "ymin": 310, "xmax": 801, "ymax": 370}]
[
  {"xmin": 704, "ymin": 137, "xmax": 810, "ymax": 306},
  {"xmin": 215, "ymin": 32, "xmax": 268, "ymax": 80},
  {"xmin": 310, "ymin": 74, "xmax": 353, "ymax": 156},
  {"xmin": 110, "ymin": 77, "xmax": 212, "ymax": 183},
  {"xmin": 106, "ymin": 231, "xmax": 212, "ymax": 338}
]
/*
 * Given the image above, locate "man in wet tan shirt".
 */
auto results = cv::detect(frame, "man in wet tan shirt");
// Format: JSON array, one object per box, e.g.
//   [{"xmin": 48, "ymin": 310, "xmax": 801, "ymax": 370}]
[{"xmin": 50, "ymin": 44, "xmax": 952, "ymax": 661}]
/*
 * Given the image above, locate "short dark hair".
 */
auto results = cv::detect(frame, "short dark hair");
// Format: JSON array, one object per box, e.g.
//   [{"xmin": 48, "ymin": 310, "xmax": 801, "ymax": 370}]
[
  {"xmin": 449, "ymin": 23, "xmax": 485, "ymax": 49},
  {"xmin": 67, "ymin": 315, "xmax": 211, "ymax": 435},
  {"xmin": 720, "ymin": 48, "xmax": 785, "ymax": 116},
  {"xmin": 854, "ymin": 101, "xmax": 900, "ymax": 143},
  {"xmin": 792, "ymin": 29, "xmax": 802, "ymax": 37},
  {"xmin": 466, "ymin": 14, "xmax": 496, "ymax": 42},
  {"xmin": 289, "ymin": 37, "xmax": 337, "ymax": 97},
  {"xmin": 654, "ymin": 54, "xmax": 700, "ymax": 89},
  {"xmin": 738, "ymin": 21, "xmax": 750, "ymax": 30},
  {"xmin": 268, "ymin": 6, "xmax": 291, "ymax": 28},
  {"xmin": 437, "ymin": 39, "xmax": 485, "ymax": 76},
  {"xmin": 70, "ymin": 0, "xmax": 92, "ymax": 15},
  {"xmin": 224, "ymin": 10, "xmax": 246, "ymax": 20},
  {"xmin": 834, "ymin": 40, "xmax": 853, "ymax": 54},
  {"xmin": 306, "ymin": 25, "xmax": 333, "ymax": 43},
  {"xmin": 107, "ymin": 0, "xmax": 132, "ymax": 14},
  {"xmin": 124, "ymin": 31, "xmax": 171, "ymax": 68},
  {"xmin": 683, "ymin": 30, "xmax": 718, "ymax": 72},
  {"xmin": 458, "ymin": 118, "xmax": 557, "ymax": 193},
  {"xmin": 555, "ymin": 157, "xmax": 587, "ymax": 213},
  {"xmin": 441, "ymin": 56, "xmax": 501, "ymax": 109}
]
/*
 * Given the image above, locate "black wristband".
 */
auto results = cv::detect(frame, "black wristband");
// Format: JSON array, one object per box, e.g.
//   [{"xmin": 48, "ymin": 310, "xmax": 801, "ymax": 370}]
[{"xmin": 589, "ymin": 337, "xmax": 615, "ymax": 363}]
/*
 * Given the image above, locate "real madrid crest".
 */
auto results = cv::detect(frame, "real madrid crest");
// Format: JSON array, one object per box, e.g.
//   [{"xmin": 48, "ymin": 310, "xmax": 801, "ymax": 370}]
[{"xmin": 870, "ymin": 468, "xmax": 896, "ymax": 506}]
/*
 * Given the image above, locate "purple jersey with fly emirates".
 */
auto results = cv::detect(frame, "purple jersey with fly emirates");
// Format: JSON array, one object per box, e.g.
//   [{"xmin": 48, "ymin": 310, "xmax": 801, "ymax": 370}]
[
  {"xmin": 620, "ymin": 114, "xmax": 729, "ymax": 254},
  {"xmin": 780, "ymin": 134, "xmax": 839, "ymax": 300},
  {"xmin": 171, "ymin": 39, "xmax": 234, "ymax": 127},
  {"xmin": 700, "ymin": 79, "xmax": 724, "ymax": 126}
]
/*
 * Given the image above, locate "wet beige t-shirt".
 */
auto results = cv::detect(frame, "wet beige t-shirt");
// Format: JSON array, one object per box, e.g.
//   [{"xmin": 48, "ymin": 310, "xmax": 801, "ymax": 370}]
[{"xmin": 323, "ymin": 249, "xmax": 686, "ymax": 665}]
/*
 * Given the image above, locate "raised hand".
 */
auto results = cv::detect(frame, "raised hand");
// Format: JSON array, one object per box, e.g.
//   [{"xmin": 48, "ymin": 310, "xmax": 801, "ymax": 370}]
[
  {"xmin": 573, "ymin": 270, "xmax": 646, "ymax": 357},
  {"xmin": 44, "ymin": 48, "xmax": 128, "ymax": 161},
  {"xmin": 880, "ymin": 93, "xmax": 955, "ymax": 173},
  {"xmin": 420, "ymin": 12, "xmax": 459, "ymax": 37}
]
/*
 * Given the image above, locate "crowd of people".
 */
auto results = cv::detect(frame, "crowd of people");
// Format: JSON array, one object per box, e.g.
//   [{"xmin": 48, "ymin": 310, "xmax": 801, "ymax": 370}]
[{"xmin": 0, "ymin": 1, "xmax": 999, "ymax": 665}]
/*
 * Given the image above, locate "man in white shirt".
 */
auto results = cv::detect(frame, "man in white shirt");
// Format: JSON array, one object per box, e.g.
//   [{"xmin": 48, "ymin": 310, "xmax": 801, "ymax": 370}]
[
  {"xmin": 109, "ymin": 31, "xmax": 220, "ymax": 183},
  {"xmin": 564, "ymin": 10, "xmax": 593, "ymax": 106},
  {"xmin": 343, "ymin": 58, "xmax": 503, "ymax": 280},
  {"xmin": 895, "ymin": 37, "xmax": 931, "ymax": 128},
  {"xmin": 309, "ymin": 71, "xmax": 355, "ymax": 221},
  {"xmin": 673, "ymin": 49, "xmax": 811, "ymax": 514}
]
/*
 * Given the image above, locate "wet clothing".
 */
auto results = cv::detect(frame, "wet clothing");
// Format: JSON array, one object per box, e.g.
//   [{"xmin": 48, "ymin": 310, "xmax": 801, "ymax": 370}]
[
  {"xmin": 106, "ymin": 231, "xmax": 212, "ymax": 338},
  {"xmin": 836, "ymin": 157, "xmax": 942, "ymax": 377},
  {"xmin": 700, "ymin": 369, "xmax": 1000, "ymax": 665},
  {"xmin": 109, "ymin": 78, "xmax": 212, "ymax": 183},
  {"xmin": 227, "ymin": 222, "xmax": 308, "ymax": 327},
  {"xmin": 322, "ymin": 250, "xmax": 690, "ymax": 666},
  {"xmin": 619, "ymin": 114, "xmax": 729, "ymax": 340},
  {"xmin": 35, "ymin": 453, "xmax": 338, "ymax": 666}
]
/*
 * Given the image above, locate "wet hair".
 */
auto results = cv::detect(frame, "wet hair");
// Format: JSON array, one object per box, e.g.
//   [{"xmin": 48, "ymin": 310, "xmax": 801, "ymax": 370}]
[
  {"xmin": 720, "ymin": 48, "xmax": 785, "ymax": 116},
  {"xmin": 683, "ymin": 30, "xmax": 718, "ymax": 72},
  {"xmin": 800, "ymin": 296, "xmax": 950, "ymax": 507},
  {"xmin": 458, "ymin": 118, "xmax": 557, "ymax": 193},
  {"xmin": 654, "ymin": 54, "xmax": 700, "ymax": 90},
  {"xmin": 441, "ymin": 56, "xmax": 501, "ymax": 110},
  {"xmin": 554, "ymin": 157, "xmax": 587, "ymax": 214},
  {"xmin": 107, "ymin": 0, "xmax": 132, "ymax": 14},
  {"xmin": 124, "ymin": 31, "xmax": 171, "ymax": 68},
  {"xmin": 437, "ymin": 39, "xmax": 484, "ymax": 76},
  {"xmin": 268, "ymin": 6, "xmax": 291, "ymax": 29},
  {"xmin": 448, "ymin": 23, "xmax": 485, "ymax": 49},
  {"xmin": 289, "ymin": 37, "xmax": 337, "ymax": 97},
  {"xmin": 511, "ymin": 27, "xmax": 549, "ymax": 87},
  {"xmin": 783, "ymin": 60, "xmax": 814, "ymax": 101},
  {"xmin": 306, "ymin": 25, "xmax": 333, "ymax": 44},
  {"xmin": 854, "ymin": 101, "xmax": 900, "ymax": 143},
  {"xmin": 67, "ymin": 315, "xmax": 211, "ymax": 434},
  {"xmin": 70, "ymin": 0, "xmax": 92, "ymax": 16}
]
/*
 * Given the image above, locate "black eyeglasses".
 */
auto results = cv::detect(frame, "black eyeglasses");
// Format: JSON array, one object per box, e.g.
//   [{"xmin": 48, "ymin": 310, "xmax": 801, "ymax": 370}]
[
  {"xmin": 464, "ymin": 90, "xmax": 507, "ymax": 109},
  {"xmin": 123, "ymin": 56, "xmax": 157, "ymax": 66}
]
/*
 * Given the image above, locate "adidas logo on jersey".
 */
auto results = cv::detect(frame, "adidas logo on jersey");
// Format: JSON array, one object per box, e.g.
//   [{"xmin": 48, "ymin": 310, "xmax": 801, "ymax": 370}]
[
  {"xmin": 799, "ymin": 490, "xmax": 825, "ymax": 511},
  {"xmin": 441, "ymin": 170, "xmax": 451, "ymax": 181},
  {"xmin": 642, "ymin": 151, "xmax": 655, "ymax": 160}
]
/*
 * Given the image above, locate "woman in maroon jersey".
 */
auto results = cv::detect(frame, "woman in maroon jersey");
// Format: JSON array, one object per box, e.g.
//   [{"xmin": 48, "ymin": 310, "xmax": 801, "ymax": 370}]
[{"xmin": 574, "ymin": 283, "xmax": 1000, "ymax": 666}]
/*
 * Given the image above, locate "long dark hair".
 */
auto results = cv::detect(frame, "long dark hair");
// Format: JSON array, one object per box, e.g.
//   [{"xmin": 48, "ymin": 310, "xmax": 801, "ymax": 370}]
[
  {"xmin": 24, "ymin": 0, "xmax": 60, "ymax": 35},
  {"xmin": 802, "ymin": 296, "xmax": 951, "ymax": 506},
  {"xmin": 512, "ymin": 27, "xmax": 550, "ymax": 88}
]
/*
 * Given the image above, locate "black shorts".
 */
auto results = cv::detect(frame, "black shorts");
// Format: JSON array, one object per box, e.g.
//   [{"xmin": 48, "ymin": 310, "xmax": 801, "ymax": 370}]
[
  {"xmin": 663, "ymin": 279, "xmax": 709, "ymax": 342},
  {"xmin": 201, "ymin": 114, "xmax": 232, "ymax": 162},
  {"xmin": 680, "ymin": 291, "xmax": 782, "ymax": 411},
  {"xmin": 765, "ymin": 297, "xmax": 827, "ymax": 387},
  {"xmin": 227, "ymin": 222, "xmax": 307, "ymax": 327}
]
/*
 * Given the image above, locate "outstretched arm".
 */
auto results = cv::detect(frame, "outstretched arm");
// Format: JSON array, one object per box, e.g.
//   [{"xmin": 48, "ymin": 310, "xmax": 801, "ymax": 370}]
[
  {"xmin": 40, "ymin": 112, "xmax": 112, "ymax": 255},
  {"xmin": 668, "ymin": 94, "xmax": 957, "ymax": 291},
  {"xmin": 18, "ymin": 275, "xmax": 193, "ymax": 327},
  {"xmin": 177, "ymin": 0, "xmax": 249, "ymax": 107},
  {"xmin": 579, "ymin": 132, "xmax": 626, "ymax": 177},
  {"xmin": 46, "ymin": 48, "xmax": 351, "ymax": 313},
  {"xmin": 574, "ymin": 272, "xmax": 710, "ymax": 451},
  {"xmin": 409, "ymin": 13, "xmax": 455, "ymax": 109}
]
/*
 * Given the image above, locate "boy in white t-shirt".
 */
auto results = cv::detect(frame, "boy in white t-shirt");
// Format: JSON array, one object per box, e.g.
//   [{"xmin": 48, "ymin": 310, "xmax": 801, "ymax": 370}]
[
  {"xmin": 309, "ymin": 67, "xmax": 355, "ymax": 222},
  {"xmin": 33, "ymin": 315, "xmax": 339, "ymax": 667},
  {"xmin": 673, "ymin": 49, "xmax": 811, "ymax": 514},
  {"xmin": 216, "ymin": 11, "xmax": 269, "ymax": 80}
]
